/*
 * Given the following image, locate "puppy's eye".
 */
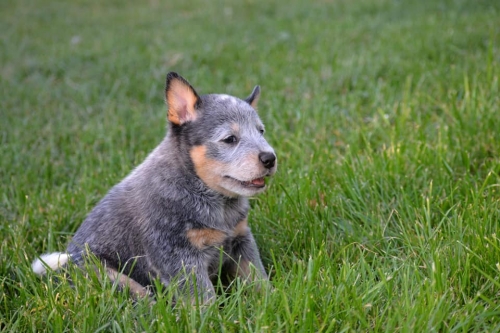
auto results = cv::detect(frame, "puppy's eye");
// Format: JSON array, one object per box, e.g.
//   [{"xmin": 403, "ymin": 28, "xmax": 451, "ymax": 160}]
[
  {"xmin": 222, "ymin": 135, "xmax": 237, "ymax": 144},
  {"xmin": 259, "ymin": 129, "xmax": 265, "ymax": 135}
]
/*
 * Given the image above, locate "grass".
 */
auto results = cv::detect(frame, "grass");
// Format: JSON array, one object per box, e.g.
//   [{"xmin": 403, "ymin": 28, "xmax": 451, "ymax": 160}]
[{"xmin": 1, "ymin": 0, "xmax": 500, "ymax": 331}]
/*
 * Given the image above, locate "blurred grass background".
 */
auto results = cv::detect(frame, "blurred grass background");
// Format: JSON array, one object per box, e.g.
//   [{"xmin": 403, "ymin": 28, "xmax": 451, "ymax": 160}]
[{"xmin": 1, "ymin": 0, "xmax": 500, "ymax": 331}]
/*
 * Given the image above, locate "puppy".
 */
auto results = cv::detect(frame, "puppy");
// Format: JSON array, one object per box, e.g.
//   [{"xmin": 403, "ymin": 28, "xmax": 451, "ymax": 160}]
[{"xmin": 32, "ymin": 72, "xmax": 277, "ymax": 303}]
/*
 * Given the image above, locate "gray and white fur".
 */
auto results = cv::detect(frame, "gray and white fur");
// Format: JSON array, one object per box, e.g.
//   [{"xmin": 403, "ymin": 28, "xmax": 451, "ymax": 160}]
[{"xmin": 32, "ymin": 72, "xmax": 277, "ymax": 303}]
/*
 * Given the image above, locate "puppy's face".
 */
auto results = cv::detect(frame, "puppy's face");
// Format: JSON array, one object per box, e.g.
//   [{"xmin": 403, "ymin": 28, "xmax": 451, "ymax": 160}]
[{"xmin": 165, "ymin": 73, "xmax": 277, "ymax": 197}]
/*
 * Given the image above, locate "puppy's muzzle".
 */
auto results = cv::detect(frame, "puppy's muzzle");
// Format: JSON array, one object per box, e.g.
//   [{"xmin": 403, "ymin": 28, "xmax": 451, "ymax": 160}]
[{"xmin": 259, "ymin": 152, "xmax": 276, "ymax": 169}]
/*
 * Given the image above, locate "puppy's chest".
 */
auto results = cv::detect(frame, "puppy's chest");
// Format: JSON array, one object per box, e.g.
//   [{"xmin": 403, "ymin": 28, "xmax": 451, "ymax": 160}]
[{"xmin": 185, "ymin": 204, "xmax": 249, "ymax": 253}]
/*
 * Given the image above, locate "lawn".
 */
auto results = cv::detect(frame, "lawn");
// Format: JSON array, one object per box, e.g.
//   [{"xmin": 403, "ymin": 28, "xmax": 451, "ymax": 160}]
[{"xmin": 1, "ymin": 0, "xmax": 500, "ymax": 331}]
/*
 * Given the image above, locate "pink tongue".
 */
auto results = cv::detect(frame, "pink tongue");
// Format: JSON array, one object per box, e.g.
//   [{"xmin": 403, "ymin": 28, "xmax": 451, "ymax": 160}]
[{"xmin": 251, "ymin": 178, "xmax": 265, "ymax": 186}]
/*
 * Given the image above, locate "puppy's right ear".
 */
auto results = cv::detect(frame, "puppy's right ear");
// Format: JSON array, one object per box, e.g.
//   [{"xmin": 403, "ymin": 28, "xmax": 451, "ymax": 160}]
[
  {"xmin": 165, "ymin": 72, "xmax": 201, "ymax": 125},
  {"xmin": 245, "ymin": 85, "xmax": 261, "ymax": 109}
]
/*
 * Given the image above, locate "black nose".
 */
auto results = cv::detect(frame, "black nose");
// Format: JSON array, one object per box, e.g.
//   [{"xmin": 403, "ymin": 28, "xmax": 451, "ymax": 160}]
[{"xmin": 259, "ymin": 152, "xmax": 276, "ymax": 169}]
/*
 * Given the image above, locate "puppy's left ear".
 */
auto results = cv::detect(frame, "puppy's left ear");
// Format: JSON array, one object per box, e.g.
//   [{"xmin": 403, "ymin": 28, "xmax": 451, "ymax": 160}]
[{"xmin": 245, "ymin": 85, "xmax": 261, "ymax": 109}]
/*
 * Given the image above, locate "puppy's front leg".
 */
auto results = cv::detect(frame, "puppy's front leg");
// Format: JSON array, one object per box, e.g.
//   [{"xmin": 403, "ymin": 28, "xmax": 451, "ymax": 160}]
[
  {"xmin": 144, "ymin": 223, "xmax": 224, "ymax": 305},
  {"xmin": 227, "ymin": 219, "xmax": 268, "ymax": 285},
  {"xmin": 173, "ymin": 262, "xmax": 216, "ymax": 305}
]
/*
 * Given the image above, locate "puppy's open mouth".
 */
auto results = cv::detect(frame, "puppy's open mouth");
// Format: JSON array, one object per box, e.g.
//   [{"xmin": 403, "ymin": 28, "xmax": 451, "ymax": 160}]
[
  {"xmin": 226, "ymin": 176, "xmax": 266, "ymax": 188},
  {"xmin": 241, "ymin": 177, "xmax": 265, "ymax": 188}
]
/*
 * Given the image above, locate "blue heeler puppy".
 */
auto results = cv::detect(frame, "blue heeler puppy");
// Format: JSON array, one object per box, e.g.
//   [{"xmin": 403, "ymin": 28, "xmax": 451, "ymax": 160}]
[{"xmin": 32, "ymin": 72, "xmax": 277, "ymax": 303}]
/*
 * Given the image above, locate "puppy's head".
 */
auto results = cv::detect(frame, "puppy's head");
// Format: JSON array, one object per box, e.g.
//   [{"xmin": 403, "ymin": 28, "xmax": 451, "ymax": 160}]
[{"xmin": 165, "ymin": 72, "xmax": 277, "ymax": 197}]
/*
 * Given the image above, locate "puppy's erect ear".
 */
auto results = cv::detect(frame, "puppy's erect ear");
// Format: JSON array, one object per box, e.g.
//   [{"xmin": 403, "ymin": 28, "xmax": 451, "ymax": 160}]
[
  {"xmin": 244, "ymin": 85, "xmax": 261, "ymax": 109},
  {"xmin": 165, "ymin": 72, "xmax": 201, "ymax": 125}
]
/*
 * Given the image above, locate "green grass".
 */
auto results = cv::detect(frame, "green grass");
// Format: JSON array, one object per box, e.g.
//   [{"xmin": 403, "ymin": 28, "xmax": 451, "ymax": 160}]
[{"xmin": 1, "ymin": 0, "xmax": 500, "ymax": 331}]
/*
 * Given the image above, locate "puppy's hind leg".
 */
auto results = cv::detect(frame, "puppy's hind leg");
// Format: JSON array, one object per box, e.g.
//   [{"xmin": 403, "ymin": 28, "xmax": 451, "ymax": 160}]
[{"xmin": 104, "ymin": 267, "xmax": 156, "ymax": 304}]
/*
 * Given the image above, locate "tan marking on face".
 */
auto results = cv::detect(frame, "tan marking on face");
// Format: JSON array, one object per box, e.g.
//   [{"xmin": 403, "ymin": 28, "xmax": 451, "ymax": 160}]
[
  {"xmin": 234, "ymin": 219, "xmax": 249, "ymax": 237},
  {"xmin": 166, "ymin": 78, "xmax": 198, "ymax": 125},
  {"xmin": 190, "ymin": 145, "xmax": 235, "ymax": 197},
  {"xmin": 187, "ymin": 228, "xmax": 227, "ymax": 249},
  {"xmin": 231, "ymin": 123, "xmax": 240, "ymax": 133}
]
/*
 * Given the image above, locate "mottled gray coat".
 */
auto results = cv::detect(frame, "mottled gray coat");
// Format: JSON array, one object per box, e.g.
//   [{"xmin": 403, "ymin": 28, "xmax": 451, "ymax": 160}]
[{"xmin": 35, "ymin": 72, "xmax": 277, "ymax": 303}]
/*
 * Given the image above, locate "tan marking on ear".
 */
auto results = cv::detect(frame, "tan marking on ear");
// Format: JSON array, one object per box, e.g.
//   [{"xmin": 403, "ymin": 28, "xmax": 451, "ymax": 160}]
[
  {"xmin": 246, "ymin": 85, "xmax": 261, "ymax": 109},
  {"xmin": 249, "ymin": 95, "xmax": 260, "ymax": 109},
  {"xmin": 234, "ymin": 219, "xmax": 249, "ymax": 237},
  {"xmin": 190, "ymin": 145, "xmax": 235, "ymax": 197},
  {"xmin": 166, "ymin": 78, "xmax": 198, "ymax": 125},
  {"xmin": 187, "ymin": 228, "xmax": 227, "ymax": 249}
]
